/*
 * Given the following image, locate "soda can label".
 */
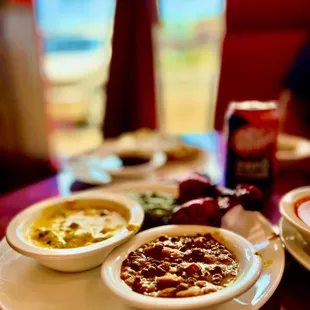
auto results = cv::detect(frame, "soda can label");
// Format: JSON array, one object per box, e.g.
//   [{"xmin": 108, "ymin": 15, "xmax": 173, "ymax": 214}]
[{"xmin": 225, "ymin": 101, "xmax": 279, "ymax": 190}]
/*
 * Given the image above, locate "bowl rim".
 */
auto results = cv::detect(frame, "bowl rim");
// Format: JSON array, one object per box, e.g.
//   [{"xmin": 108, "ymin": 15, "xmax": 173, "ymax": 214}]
[
  {"xmin": 279, "ymin": 186, "xmax": 310, "ymax": 237},
  {"xmin": 101, "ymin": 225, "xmax": 262, "ymax": 310},
  {"xmin": 6, "ymin": 192, "xmax": 144, "ymax": 259}
]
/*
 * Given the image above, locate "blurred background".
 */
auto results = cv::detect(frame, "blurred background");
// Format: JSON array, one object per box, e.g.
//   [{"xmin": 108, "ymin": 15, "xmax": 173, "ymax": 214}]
[{"xmin": 1, "ymin": 0, "xmax": 309, "ymax": 194}]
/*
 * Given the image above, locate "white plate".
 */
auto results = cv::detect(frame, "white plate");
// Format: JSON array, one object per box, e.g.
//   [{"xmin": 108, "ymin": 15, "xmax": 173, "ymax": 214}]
[
  {"xmin": 65, "ymin": 156, "xmax": 112, "ymax": 185},
  {"xmin": 279, "ymin": 217, "xmax": 310, "ymax": 271},
  {"xmin": 66, "ymin": 142, "xmax": 208, "ymax": 185},
  {"xmin": 66, "ymin": 152, "xmax": 167, "ymax": 185},
  {"xmin": 0, "ymin": 183, "xmax": 285, "ymax": 310}
]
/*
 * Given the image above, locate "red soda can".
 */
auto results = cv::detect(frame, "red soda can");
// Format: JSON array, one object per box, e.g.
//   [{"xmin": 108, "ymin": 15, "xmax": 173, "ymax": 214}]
[{"xmin": 224, "ymin": 101, "xmax": 279, "ymax": 191}]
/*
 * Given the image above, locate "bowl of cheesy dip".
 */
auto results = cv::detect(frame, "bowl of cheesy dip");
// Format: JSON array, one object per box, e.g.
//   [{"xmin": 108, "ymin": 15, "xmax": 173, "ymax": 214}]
[{"xmin": 6, "ymin": 192, "xmax": 144, "ymax": 272}]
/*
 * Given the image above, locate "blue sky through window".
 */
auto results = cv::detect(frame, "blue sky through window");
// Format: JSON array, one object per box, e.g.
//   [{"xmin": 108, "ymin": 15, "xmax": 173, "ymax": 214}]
[
  {"xmin": 36, "ymin": 0, "xmax": 224, "ymax": 34},
  {"xmin": 35, "ymin": 0, "xmax": 115, "ymax": 35},
  {"xmin": 159, "ymin": 0, "xmax": 225, "ymax": 23},
  {"xmin": 35, "ymin": 0, "xmax": 224, "ymax": 52}
]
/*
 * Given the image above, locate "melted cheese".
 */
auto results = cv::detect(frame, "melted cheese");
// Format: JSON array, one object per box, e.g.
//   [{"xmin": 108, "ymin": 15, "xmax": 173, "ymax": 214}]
[{"xmin": 29, "ymin": 201, "xmax": 127, "ymax": 249}]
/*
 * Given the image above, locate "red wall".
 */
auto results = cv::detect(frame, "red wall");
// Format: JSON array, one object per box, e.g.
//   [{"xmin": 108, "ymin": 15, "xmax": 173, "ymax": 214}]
[{"xmin": 215, "ymin": 0, "xmax": 310, "ymax": 129}]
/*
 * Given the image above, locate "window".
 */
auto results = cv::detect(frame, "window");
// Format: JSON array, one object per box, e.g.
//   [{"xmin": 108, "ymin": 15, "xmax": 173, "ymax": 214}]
[{"xmin": 157, "ymin": 0, "xmax": 225, "ymax": 133}]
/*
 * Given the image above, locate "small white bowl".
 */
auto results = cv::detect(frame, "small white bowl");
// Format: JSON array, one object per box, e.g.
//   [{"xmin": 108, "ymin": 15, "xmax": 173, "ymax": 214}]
[
  {"xmin": 101, "ymin": 225, "xmax": 262, "ymax": 310},
  {"xmin": 280, "ymin": 186, "xmax": 310, "ymax": 243},
  {"xmin": 6, "ymin": 192, "xmax": 144, "ymax": 272},
  {"xmin": 108, "ymin": 151, "xmax": 167, "ymax": 179}
]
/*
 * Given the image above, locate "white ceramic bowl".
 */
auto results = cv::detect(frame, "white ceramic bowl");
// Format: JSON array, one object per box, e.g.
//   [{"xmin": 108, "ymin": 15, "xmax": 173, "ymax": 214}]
[
  {"xmin": 101, "ymin": 225, "xmax": 262, "ymax": 310},
  {"xmin": 108, "ymin": 151, "xmax": 167, "ymax": 179},
  {"xmin": 280, "ymin": 186, "xmax": 310, "ymax": 243},
  {"xmin": 6, "ymin": 192, "xmax": 144, "ymax": 272}
]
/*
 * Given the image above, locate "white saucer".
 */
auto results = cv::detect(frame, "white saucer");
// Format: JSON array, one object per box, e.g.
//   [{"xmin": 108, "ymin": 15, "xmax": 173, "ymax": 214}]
[
  {"xmin": 0, "ymin": 183, "xmax": 285, "ymax": 310},
  {"xmin": 277, "ymin": 134, "xmax": 310, "ymax": 171},
  {"xmin": 279, "ymin": 217, "xmax": 310, "ymax": 271}
]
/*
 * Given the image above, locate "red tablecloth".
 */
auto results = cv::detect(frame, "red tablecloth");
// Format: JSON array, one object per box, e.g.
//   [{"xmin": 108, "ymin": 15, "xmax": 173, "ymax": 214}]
[{"xmin": 0, "ymin": 132, "xmax": 309, "ymax": 310}]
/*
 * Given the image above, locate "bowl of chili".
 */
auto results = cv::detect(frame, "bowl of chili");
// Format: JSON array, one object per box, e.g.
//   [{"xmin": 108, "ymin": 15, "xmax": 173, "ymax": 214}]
[{"xmin": 101, "ymin": 225, "xmax": 262, "ymax": 310}]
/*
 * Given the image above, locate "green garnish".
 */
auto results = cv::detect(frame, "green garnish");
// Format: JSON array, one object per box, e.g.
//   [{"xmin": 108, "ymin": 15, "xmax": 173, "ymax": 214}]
[{"xmin": 126, "ymin": 192, "xmax": 178, "ymax": 229}]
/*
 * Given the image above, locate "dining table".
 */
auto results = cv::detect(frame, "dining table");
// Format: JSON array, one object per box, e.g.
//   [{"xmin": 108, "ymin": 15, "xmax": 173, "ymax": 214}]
[{"xmin": 0, "ymin": 131, "xmax": 309, "ymax": 310}]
